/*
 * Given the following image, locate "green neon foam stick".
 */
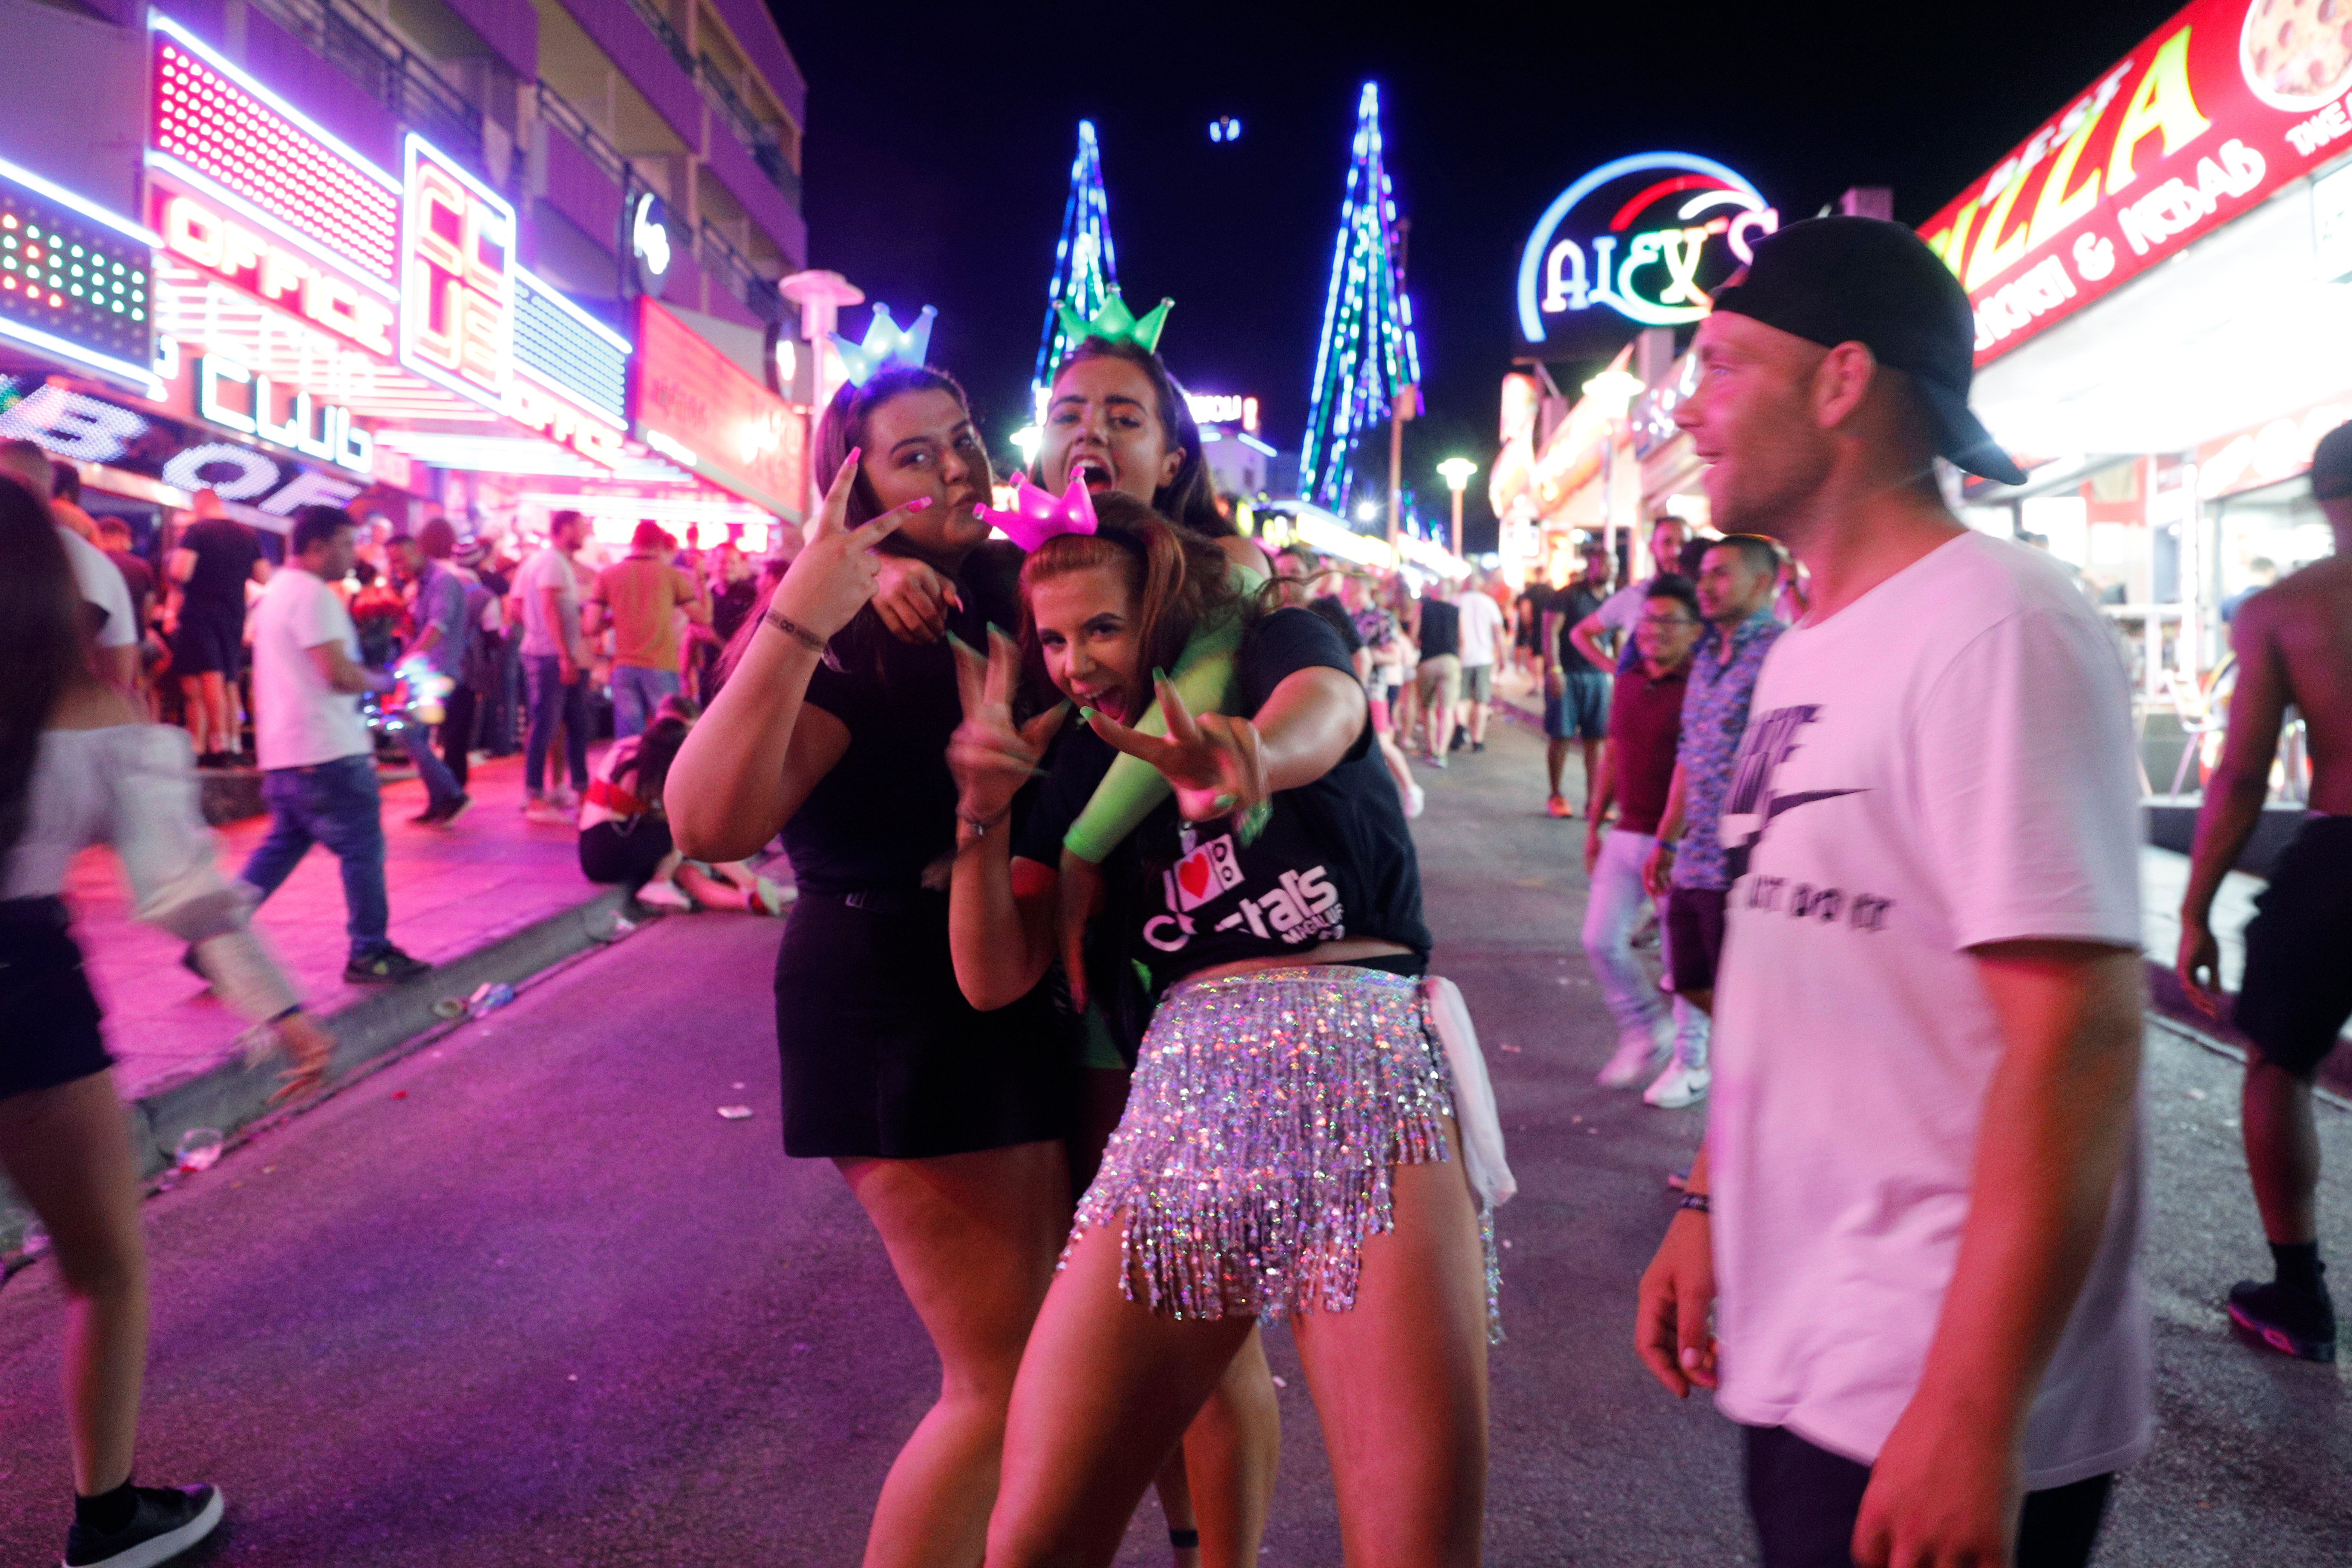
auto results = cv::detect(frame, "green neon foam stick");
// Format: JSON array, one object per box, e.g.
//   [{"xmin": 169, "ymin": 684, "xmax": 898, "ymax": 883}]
[{"xmin": 1062, "ymin": 561, "xmax": 1265, "ymax": 864}]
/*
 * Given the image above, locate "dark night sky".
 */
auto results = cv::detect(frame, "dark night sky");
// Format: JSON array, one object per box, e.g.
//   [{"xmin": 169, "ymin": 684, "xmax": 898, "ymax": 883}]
[{"xmin": 765, "ymin": 0, "xmax": 2182, "ymax": 550}]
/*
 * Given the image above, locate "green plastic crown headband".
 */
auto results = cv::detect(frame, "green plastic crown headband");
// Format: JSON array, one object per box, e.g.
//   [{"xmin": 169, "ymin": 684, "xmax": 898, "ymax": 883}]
[{"xmin": 1057, "ymin": 288, "xmax": 1173, "ymax": 354}]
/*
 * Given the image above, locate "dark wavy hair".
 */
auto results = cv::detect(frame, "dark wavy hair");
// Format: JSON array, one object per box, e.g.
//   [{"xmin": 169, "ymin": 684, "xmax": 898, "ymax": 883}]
[
  {"xmin": 721, "ymin": 364, "xmax": 988, "ymax": 684},
  {"xmin": 0, "ymin": 478, "xmax": 86, "ymax": 876},
  {"xmin": 1016, "ymin": 491, "xmax": 1252, "ymax": 703},
  {"xmin": 1038, "ymin": 337, "xmax": 1230, "ymax": 538},
  {"xmin": 614, "ymin": 694, "xmax": 699, "ymax": 811}
]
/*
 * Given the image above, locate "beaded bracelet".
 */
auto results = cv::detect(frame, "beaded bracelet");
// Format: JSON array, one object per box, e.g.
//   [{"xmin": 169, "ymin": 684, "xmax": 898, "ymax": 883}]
[{"xmin": 1677, "ymin": 1191, "xmax": 1711, "ymax": 1216}]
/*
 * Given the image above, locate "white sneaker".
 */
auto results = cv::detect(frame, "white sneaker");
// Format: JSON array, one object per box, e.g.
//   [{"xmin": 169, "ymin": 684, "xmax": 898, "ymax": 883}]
[
  {"xmin": 1404, "ymin": 783, "xmax": 1427, "ymax": 819},
  {"xmin": 1643, "ymin": 1061, "xmax": 1711, "ymax": 1108},
  {"xmin": 1597, "ymin": 1026, "xmax": 1671, "ymax": 1088},
  {"xmin": 754, "ymin": 876, "xmax": 797, "ymax": 916},
  {"xmin": 635, "ymin": 879, "xmax": 697, "ymax": 912}
]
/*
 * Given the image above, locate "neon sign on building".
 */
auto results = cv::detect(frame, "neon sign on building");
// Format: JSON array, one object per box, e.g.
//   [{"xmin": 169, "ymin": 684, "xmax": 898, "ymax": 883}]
[
  {"xmin": 0, "ymin": 155, "xmax": 158, "ymax": 396},
  {"xmin": 1516, "ymin": 152, "xmax": 1778, "ymax": 346},
  {"xmin": 400, "ymin": 134, "xmax": 514, "ymax": 412},
  {"xmin": 147, "ymin": 18, "xmax": 402, "ymax": 287},
  {"xmin": 156, "ymin": 190, "xmax": 394, "ymax": 356}
]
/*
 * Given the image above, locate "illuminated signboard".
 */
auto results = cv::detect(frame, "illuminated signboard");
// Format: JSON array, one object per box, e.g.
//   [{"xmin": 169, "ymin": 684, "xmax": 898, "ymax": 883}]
[
  {"xmin": 148, "ymin": 17, "xmax": 402, "ymax": 287},
  {"xmin": 400, "ymin": 134, "xmax": 514, "ymax": 412},
  {"xmin": 195, "ymin": 352, "xmax": 373, "ymax": 475},
  {"xmin": 633, "ymin": 296, "xmax": 805, "ymax": 519},
  {"xmin": 152, "ymin": 181, "xmax": 395, "ymax": 356},
  {"xmin": 1924, "ymin": 0, "xmax": 2352, "ymax": 364},
  {"xmin": 0, "ymin": 156, "xmax": 158, "ymax": 396},
  {"xmin": 1517, "ymin": 153, "xmax": 1778, "ymax": 349},
  {"xmin": 0, "ymin": 373, "xmax": 364, "ymax": 516},
  {"xmin": 513, "ymin": 270, "xmax": 629, "ymax": 427},
  {"xmin": 2196, "ymin": 391, "xmax": 2352, "ymax": 498},
  {"xmin": 1185, "ymin": 392, "xmax": 1260, "ymax": 431}
]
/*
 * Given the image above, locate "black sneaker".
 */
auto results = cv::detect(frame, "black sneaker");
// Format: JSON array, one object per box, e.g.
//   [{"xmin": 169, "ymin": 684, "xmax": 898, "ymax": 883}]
[
  {"xmin": 1449, "ymin": 724, "xmax": 1468, "ymax": 753},
  {"xmin": 409, "ymin": 805, "xmax": 443, "ymax": 825},
  {"xmin": 436, "ymin": 793, "xmax": 473, "ymax": 825},
  {"xmin": 1472, "ymin": 741, "xmax": 1487, "ymax": 753},
  {"xmin": 2227, "ymin": 1278, "xmax": 2337, "ymax": 1362},
  {"xmin": 65, "ymin": 1482, "xmax": 224, "ymax": 1566},
  {"xmin": 344, "ymin": 945, "xmax": 431, "ymax": 985}
]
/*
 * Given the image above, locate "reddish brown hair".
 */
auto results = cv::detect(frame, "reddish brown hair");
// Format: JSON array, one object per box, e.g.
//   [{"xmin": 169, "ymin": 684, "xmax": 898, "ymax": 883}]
[{"xmin": 1016, "ymin": 492, "xmax": 1248, "ymax": 701}]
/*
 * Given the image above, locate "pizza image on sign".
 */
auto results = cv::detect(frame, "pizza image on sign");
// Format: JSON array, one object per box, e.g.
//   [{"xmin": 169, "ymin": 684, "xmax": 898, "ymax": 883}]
[{"xmin": 2242, "ymin": 0, "xmax": 2352, "ymax": 109}]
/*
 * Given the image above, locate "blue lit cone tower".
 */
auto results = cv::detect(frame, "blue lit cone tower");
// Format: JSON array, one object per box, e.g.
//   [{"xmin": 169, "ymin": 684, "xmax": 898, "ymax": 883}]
[
  {"xmin": 1031, "ymin": 120, "xmax": 1119, "ymax": 423},
  {"xmin": 1300, "ymin": 82, "xmax": 1423, "ymax": 516}
]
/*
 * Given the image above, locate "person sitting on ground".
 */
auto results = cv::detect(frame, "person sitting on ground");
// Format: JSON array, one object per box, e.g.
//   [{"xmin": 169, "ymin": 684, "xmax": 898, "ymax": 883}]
[{"xmin": 579, "ymin": 694, "xmax": 790, "ymax": 916}]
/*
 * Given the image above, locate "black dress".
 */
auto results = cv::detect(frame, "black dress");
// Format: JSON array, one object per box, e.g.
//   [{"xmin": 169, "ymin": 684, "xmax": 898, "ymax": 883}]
[{"xmin": 772, "ymin": 559, "xmax": 1072, "ymax": 1159}]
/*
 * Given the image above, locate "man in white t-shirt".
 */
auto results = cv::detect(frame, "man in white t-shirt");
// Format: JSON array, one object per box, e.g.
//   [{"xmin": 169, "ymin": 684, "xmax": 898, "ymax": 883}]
[
  {"xmin": 1634, "ymin": 219, "xmax": 2148, "ymax": 1568},
  {"xmin": 1450, "ymin": 576, "xmax": 1508, "ymax": 752},
  {"xmin": 233, "ymin": 507, "xmax": 430, "ymax": 986},
  {"xmin": 515, "ymin": 508, "xmax": 593, "ymax": 822}
]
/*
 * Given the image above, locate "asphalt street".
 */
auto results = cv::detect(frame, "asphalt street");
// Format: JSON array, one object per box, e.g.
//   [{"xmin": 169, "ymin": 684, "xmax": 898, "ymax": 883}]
[{"xmin": 0, "ymin": 712, "xmax": 2344, "ymax": 1565}]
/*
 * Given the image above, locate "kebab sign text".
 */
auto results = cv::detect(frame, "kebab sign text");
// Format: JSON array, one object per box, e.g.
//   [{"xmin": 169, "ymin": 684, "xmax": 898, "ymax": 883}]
[{"xmin": 1926, "ymin": 0, "xmax": 2352, "ymax": 363}]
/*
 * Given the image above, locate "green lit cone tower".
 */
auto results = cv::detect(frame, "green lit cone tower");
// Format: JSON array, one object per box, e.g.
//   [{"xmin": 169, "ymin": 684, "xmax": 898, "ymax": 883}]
[
  {"xmin": 1032, "ymin": 119, "xmax": 1120, "ymax": 423},
  {"xmin": 1300, "ymin": 82, "xmax": 1423, "ymax": 514}
]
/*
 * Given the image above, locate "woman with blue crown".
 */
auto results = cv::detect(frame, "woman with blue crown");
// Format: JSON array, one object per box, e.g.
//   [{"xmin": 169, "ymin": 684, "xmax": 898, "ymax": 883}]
[{"xmin": 668, "ymin": 307, "xmax": 1077, "ymax": 1568}]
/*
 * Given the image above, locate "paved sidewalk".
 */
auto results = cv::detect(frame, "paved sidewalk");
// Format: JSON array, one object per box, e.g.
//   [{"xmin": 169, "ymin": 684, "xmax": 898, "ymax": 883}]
[{"xmin": 68, "ymin": 749, "xmax": 608, "ymax": 1098}]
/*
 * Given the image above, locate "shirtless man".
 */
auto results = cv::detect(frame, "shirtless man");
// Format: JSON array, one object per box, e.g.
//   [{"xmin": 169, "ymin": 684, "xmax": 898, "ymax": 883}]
[{"xmin": 2178, "ymin": 419, "xmax": 2352, "ymax": 1364}]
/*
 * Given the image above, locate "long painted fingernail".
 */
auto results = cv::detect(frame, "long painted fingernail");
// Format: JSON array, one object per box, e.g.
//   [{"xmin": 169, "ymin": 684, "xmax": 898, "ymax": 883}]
[
  {"xmin": 846, "ymin": 446, "xmax": 861, "ymax": 464},
  {"xmin": 906, "ymin": 496, "xmax": 932, "ymax": 510},
  {"xmin": 1078, "ymin": 707, "xmax": 1098, "ymax": 721},
  {"xmin": 945, "ymin": 630, "xmax": 972, "ymax": 653},
  {"xmin": 1213, "ymin": 793, "xmax": 1237, "ymax": 812}
]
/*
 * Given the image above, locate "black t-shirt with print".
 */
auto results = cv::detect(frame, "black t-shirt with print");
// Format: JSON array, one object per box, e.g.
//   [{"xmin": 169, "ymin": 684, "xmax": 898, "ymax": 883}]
[{"xmin": 1017, "ymin": 607, "xmax": 1430, "ymax": 1001}]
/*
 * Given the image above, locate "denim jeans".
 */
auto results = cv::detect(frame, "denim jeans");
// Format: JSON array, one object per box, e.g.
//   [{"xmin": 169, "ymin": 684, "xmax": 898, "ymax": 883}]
[
  {"xmin": 1581, "ymin": 828, "xmax": 1707, "ymax": 1069},
  {"xmin": 488, "ymin": 636, "xmax": 522, "ymax": 755},
  {"xmin": 609, "ymin": 664, "xmax": 681, "ymax": 740},
  {"xmin": 397, "ymin": 715, "xmax": 462, "ymax": 808},
  {"xmin": 525, "ymin": 654, "xmax": 590, "ymax": 795},
  {"xmin": 239, "ymin": 753, "xmax": 390, "ymax": 961}
]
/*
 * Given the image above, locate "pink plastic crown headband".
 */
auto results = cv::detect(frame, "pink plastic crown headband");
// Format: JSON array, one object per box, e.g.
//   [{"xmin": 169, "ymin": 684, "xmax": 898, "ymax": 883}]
[{"xmin": 975, "ymin": 473, "xmax": 1099, "ymax": 553}]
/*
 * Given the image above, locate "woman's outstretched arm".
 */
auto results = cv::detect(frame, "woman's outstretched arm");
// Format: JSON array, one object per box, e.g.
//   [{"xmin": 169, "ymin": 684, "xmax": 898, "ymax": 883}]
[{"xmin": 669, "ymin": 454, "xmax": 916, "ymax": 860}]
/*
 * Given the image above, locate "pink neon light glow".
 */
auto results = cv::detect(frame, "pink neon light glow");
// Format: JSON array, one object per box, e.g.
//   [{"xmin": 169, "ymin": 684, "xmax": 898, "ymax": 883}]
[
  {"xmin": 1608, "ymin": 174, "xmax": 1727, "ymax": 232},
  {"xmin": 150, "ymin": 40, "xmax": 399, "ymax": 283}
]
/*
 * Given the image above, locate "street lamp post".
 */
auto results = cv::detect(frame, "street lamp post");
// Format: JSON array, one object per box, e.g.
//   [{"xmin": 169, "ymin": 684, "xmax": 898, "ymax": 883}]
[{"xmin": 1436, "ymin": 457, "xmax": 1478, "ymax": 560}]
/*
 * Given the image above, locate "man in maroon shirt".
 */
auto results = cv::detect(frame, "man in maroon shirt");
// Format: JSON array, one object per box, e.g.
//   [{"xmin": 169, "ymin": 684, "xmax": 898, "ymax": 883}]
[{"xmin": 1583, "ymin": 574, "xmax": 1712, "ymax": 1105}]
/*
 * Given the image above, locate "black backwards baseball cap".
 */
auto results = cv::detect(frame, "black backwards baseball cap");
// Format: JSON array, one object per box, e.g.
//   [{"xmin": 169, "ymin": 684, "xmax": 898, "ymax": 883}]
[
  {"xmin": 1708, "ymin": 216, "xmax": 2028, "ymax": 487},
  {"xmin": 2311, "ymin": 420, "xmax": 2352, "ymax": 501}
]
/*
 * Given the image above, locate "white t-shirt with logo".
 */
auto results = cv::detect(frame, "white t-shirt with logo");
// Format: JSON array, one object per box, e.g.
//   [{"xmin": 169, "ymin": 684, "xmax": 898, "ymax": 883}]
[
  {"xmin": 516, "ymin": 545, "xmax": 582, "ymax": 658},
  {"xmin": 250, "ymin": 566, "xmax": 371, "ymax": 769},
  {"xmin": 1453, "ymin": 590, "xmax": 1505, "ymax": 668},
  {"xmin": 1709, "ymin": 529, "xmax": 2150, "ymax": 1489}
]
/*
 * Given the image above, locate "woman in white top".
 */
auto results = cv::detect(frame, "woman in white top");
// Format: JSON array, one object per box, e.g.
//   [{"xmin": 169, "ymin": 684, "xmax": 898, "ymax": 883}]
[{"xmin": 0, "ymin": 479, "xmax": 331, "ymax": 1568}]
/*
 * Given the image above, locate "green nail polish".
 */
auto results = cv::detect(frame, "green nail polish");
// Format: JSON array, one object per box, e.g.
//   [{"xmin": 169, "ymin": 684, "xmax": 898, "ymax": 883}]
[
  {"xmin": 1079, "ymin": 706, "xmax": 1097, "ymax": 721},
  {"xmin": 1212, "ymin": 793, "xmax": 1236, "ymax": 812},
  {"xmin": 944, "ymin": 630, "xmax": 972, "ymax": 653}
]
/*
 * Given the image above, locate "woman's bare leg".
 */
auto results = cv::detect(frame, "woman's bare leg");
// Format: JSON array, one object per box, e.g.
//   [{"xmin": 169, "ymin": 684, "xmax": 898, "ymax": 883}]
[
  {"xmin": 987, "ymin": 1222, "xmax": 1257, "ymax": 1568},
  {"xmin": 1288, "ymin": 1141, "xmax": 1489, "ymax": 1568},
  {"xmin": 840, "ymin": 1141, "xmax": 1071, "ymax": 1568},
  {"xmin": 674, "ymin": 860, "xmax": 753, "ymax": 911},
  {"xmin": 0, "ymin": 1073, "xmax": 150, "ymax": 1496},
  {"xmin": 1178, "ymin": 1329, "xmax": 1280, "ymax": 1567}
]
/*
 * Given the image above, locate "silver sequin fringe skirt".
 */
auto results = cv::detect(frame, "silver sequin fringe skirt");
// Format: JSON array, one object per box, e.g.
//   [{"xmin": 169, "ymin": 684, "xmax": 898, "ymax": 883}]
[{"xmin": 1069, "ymin": 965, "xmax": 1499, "ymax": 1333}]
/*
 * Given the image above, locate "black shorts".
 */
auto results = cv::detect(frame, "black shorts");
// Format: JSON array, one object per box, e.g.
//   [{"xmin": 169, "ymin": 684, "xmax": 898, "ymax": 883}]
[
  {"xmin": 2235, "ymin": 815, "xmax": 2352, "ymax": 1078},
  {"xmin": 172, "ymin": 605, "xmax": 244, "ymax": 678},
  {"xmin": 773, "ymin": 890, "xmax": 1074, "ymax": 1159},
  {"xmin": 1544, "ymin": 670, "xmax": 1609, "ymax": 740},
  {"xmin": 0, "ymin": 898, "xmax": 112, "ymax": 1100},
  {"xmin": 579, "ymin": 817, "xmax": 674, "ymax": 890},
  {"xmin": 1665, "ymin": 885, "xmax": 1727, "ymax": 994},
  {"xmin": 1744, "ymin": 1425, "xmax": 2110, "ymax": 1568}
]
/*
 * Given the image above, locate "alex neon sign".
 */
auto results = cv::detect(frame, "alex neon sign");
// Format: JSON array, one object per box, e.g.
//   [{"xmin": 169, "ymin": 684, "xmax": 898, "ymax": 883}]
[
  {"xmin": 196, "ymin": 352, "xmax": 374, "ymax": 475},
  {"xmin": 156, "ymin": 188, "xmax": 394, "ymax": 357},
  {"xmin": 400, "ymin": 134, "xmax": 514, "ymax": 411},
  {"xmin": 1923, "ymin": 0, "xmax": 2352, "ymax": 364},
  {"xmin": 1517, "ymin": 152, "xmax": 1778, "ymax": 343}
]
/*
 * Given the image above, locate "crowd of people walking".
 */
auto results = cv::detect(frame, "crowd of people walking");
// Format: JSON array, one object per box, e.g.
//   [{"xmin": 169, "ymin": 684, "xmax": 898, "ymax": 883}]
[{"xmin": 0, "ymin": 214, "xmax": 2343, "ymax": 1568}]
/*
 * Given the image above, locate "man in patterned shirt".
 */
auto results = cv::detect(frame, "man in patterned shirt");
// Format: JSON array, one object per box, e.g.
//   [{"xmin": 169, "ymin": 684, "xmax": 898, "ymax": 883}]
[{"xmin": 1644, "ymin": 534, "xmax": 1784, "ymax": 1015}]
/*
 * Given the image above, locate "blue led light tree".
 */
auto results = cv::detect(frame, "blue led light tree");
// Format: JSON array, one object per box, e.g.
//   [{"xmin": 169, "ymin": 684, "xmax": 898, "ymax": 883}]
[
  {"xmin": 1031, "ymin": 120, "xmax": 1119, "ymax": 422},
  {"xmin": 1300, "ymin": 83, "xmax": 1423, "ymax": 517}
]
